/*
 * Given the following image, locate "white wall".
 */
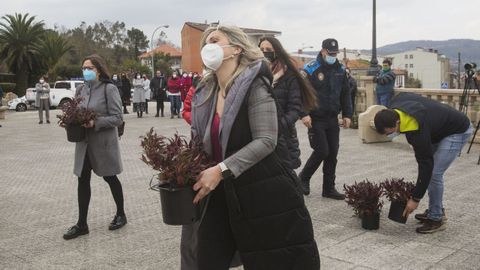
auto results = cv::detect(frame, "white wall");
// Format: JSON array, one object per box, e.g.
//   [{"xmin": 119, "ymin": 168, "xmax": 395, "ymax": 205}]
[{"xmin": 387, "ymin": 48, "xmax": 450, "ymax": 88}]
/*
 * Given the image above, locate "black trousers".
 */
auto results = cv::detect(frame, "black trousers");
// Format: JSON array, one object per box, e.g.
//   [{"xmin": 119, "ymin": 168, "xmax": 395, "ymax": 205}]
[
  {"xmin": 300, "ymin": 116, "xmax": 340, "ymax": 189},
  {"xmin": 77, "ymin": 153, "xmax": 125, "ymax": 227},
  {"xmin": 156, "ymin": 100, "xmax": 164, "ymax": 115}
]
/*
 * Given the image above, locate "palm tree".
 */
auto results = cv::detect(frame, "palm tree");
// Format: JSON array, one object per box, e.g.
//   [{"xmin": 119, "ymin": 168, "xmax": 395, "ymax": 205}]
[
  {"xmin": 39, "ymin": 31, "xmax": 73, "ymax": 80},
  {"xmin": 0, "ymin": 13, "xmax": 45, "ymax": 96}
]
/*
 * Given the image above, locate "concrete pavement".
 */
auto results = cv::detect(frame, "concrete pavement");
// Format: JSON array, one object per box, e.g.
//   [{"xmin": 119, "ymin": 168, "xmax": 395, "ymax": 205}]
[{"xmin": 1, "ymin": 103, "xmax": 479, "ymax": 270}]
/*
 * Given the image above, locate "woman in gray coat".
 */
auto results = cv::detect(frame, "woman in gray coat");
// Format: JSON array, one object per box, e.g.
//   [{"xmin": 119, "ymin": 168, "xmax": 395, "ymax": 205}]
[
  {"xmin": 63, "ymin": 54, "xmax": 127, "ymax": 240},
  {"xmin": 35, "ymin": 77, "xmax": 50, "ymax": 124}
]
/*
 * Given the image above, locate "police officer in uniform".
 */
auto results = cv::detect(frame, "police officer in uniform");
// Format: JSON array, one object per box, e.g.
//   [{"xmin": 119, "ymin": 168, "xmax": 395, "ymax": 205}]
[{"xmin": 299, "ymin": 38, "xmax": 352, "ymax": 199}]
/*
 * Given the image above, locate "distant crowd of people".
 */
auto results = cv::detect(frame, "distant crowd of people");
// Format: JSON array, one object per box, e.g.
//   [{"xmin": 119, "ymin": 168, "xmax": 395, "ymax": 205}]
[{"xmin": 110, "ymin": 70, "xmax": 201, "ymax": 119}]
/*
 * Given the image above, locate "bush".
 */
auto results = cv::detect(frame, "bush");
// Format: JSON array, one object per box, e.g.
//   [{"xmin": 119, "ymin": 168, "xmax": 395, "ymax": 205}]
[
  {"xmin": 344, "ymin": 179, "xmax": 383, "ymax": 216},
  {"xmin": 0, "ymin": 83, "xmax": 16, "ymax": 93},
  {"xmin": 140, "ymin": 129, "xmax": 214, "ymax": 188},
  {"xmin": 381, "ymin": 178, "xmax": 415, "ymax": 203}
]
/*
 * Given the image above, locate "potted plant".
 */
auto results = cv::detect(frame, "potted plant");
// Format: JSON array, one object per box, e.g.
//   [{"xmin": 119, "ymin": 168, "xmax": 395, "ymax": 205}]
[
  {"xmin": 56, "ymin": 97, "xmax": 96, "ymax": 142},
  {"xmin": 381, "ymin": 178, "xmax": 415, "ymax": 224},
  {"xmin": 344, "ymin": 179, "xmax": 383, "ymax": 230},
  {"xmin": 140, "ymin": 128, "xmax": 213, "ymax": 225}
]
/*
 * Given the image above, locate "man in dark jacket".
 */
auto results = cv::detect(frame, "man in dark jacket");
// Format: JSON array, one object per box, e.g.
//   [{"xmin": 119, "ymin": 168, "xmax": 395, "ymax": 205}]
[
  {"xmin": 299, "ymin": 38, "xmax": 352, "ymax": 199},
  {"xmin": 374, "ymin": 59, "xmax": 396, "ymax": 106},
  {"xmin": 374, "ymin": 93, "xmax": 473, "ymax": 233},
  {"xmin": 120, "ymin": 73, "xmax": 131, "ymax": 114},
  {"xmin": 150, "ymin": 70, "xmax": 167, "ymax": 117}
]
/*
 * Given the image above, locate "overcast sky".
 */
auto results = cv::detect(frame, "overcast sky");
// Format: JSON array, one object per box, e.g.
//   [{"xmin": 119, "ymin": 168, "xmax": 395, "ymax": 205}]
[{"xmin": 2, "ymin": 0, "xmax": 479, "ymax": 52}]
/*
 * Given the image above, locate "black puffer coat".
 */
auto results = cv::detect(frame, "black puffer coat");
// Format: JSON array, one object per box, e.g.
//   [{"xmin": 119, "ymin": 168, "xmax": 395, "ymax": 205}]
[{"xmin": 272, "ymin": 70, "xmax": 303, "ymax": 169}]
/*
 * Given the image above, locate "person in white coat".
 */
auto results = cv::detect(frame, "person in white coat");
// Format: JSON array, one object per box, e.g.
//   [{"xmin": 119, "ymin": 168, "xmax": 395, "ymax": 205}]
[
  {"xmin": 142, "ymin": 74, "xmax": 151, "ymax": 114},
  {"xmin": 132, "ymin": 73, "xmax": 146, "ymax": 118}
]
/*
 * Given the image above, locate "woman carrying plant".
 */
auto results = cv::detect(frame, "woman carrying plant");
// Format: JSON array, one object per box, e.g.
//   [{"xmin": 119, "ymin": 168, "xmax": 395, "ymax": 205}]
[
  {"xmin": 258, "ymin": 36, "xmax": 317, "ymax": 171},
  {"xmin": 132, "ymin": 72, "xmax": 146, "ymax": 118},
  {"xmin": 36, "ymin": 76, "xmax": 50, "ymax": 124},
  {"xmin": 189, "ymin": 25, "xmax": 320, "ymax": 269},
  {"xmin": 63, "ymin": 54, "xmax": 126, "ymax": 240}
]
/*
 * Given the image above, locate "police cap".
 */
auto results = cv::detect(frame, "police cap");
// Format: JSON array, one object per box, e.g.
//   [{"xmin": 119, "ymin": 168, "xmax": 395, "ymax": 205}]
[{"xmin": 322, "ymin": 38, "xmax": 339, "ymax": 53}]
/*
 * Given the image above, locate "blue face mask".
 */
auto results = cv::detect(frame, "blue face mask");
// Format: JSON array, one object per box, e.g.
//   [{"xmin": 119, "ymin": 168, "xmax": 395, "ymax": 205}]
[
  {"xmin": 83, "ymin": 69, "xmax": 97, "ymax": 81},
  {"xmin": 386, "ymin": 132, "xmax": 400, "ymax": 139},
  {"xmin": 325, "ymin": 55, "xmax": 337, "ymax": 65}
]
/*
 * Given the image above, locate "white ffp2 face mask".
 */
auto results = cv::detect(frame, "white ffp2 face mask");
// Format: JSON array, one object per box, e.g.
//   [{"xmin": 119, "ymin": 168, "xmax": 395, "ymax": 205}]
[{"xmin": 201, "ymin": 43, "xmax": 235, "ymax": 71}]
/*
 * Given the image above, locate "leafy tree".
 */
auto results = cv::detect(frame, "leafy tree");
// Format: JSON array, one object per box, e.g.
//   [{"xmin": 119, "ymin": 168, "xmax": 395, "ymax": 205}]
[
  {"xmin": 38, "ymin": 31, "xmax": 73, "ymax": 80},
  {"xmin": 405, "ymin": 77, "xmax": 422, "ymax": 88},
  {"xmin": 153, "ymin": 52, "xmax": 174, "ymax": 76},
  {"xmin": 121, "ymin": 59, "xmax": 150, "ymax": 76},
  {"xmin": 126, "ymin": 27, "xmax": 149, "ymax": 58},
  {"xmin": 0, "ymin": 13, "xmax": 45, "ymax": 95}
]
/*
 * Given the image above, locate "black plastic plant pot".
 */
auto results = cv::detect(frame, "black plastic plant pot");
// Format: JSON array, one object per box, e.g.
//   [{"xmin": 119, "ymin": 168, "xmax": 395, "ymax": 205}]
[
  {"xmin": 388, "ymin": 200, "xmax": 407, "ymax": 224},
  {"xmin": 158, "ymin": 183, "xmax": 200, "ymax": 225},
  {"xmin": 361, "ymin": 211, "xmax": 380, "ymax": 230},
  {"xmin": 66, "ymin": 125, "xmax": 86, "ymax": 142}
]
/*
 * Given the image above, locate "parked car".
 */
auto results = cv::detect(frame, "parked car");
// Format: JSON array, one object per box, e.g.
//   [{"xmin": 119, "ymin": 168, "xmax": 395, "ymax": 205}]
[
  {"xmin": 25, "ymin": 80, "xmax": 84, "ymax": 109},
  {"xmin": 7, "ymin": 96, "xmax": 28, "ymax": 112}
]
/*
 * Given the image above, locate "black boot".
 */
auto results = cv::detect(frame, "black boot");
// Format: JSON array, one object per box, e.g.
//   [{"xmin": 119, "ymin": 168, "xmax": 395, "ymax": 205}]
[
  {"xmin": 299, "ymin": 173, "xmax": 310, "ymax": 196},
  {"xmin": 322, "ymin": 177, "xmax": 345, "ymax": 200},
  {"xmin": 63, "ymin": 224, "xmax": 89, "ymax": 240}
]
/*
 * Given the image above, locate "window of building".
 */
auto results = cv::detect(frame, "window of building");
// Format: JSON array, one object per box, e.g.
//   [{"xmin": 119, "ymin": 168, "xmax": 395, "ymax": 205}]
[
  {"xmin": 410, "ymin": 64, "xmax": 414, "ymax": 68},
  {"xmin": 405, "ymin": 64, "xmax": 408, "ymax": 68},
  {"xmin": 404, "ymin": 54, "xmax": 408, "ymax": 59},
  {"xmin": 410, "ymin": 54, "xmax": 413, "ymax": 59},
  {"xmin": 410, "ymin": 73, "xmax": 414, "ymax": 77}
]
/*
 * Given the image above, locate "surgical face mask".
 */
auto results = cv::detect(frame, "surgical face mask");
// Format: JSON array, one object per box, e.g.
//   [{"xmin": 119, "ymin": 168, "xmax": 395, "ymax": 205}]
[
  {"xmin": 382, "ymin": 67, "xmax": 390, "ymax": 72},
  {"xmin": 83, "ymin": 69, "xmax": 97, "ymax": 81},
  {"xmin": 137, "ymin": 75, "xmax": 141, "ymax": 79},
  {"xmin": 325, "ymin": 55, "xmax": 337, "ymax": 65},
  {"xmin": 39, "ymin": 79, "xmax": 45, "ymax": 84},
  {"xmin": 183, "ymin": 74, "xmax": 187, "ymax": 78},
  {"xmin": 201, "ymin": 43, "xmax": 235, "ymax": 71},
  {"xmin": 112, "ymin": 76, "xmax": 118, "ymax": 80},
  {"xmin": 263, "ymin": 51, "xmax": 276, "ymax": 62},
  {"xmin": 386, "ymin": 132, "xmax": 400, "ymax": 139},
  {"xmin": 172, "ymin": 74, "xmax": 177, "ymax": 78}
]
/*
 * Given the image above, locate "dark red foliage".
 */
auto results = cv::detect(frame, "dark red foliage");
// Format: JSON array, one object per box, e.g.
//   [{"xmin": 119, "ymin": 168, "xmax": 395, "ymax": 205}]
[
  {"xmin": 140, "ymin": 129, "xmax": 214, "ymax": 188},
  {"xmin": 381, "ymin": 178, "xmax": 415, "ymax": 203},
  {"xmin": 344, "ymin": 179, "xmax": 383, "ymax": 216},
  {"xmin": 56, "ymin": 96, "xmax": 97, "ymax": 126}
]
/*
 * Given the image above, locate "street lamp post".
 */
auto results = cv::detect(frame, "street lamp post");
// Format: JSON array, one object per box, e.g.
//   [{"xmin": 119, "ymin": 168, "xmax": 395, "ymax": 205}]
[
  {"xmin": 150, "ymin": 25, "xmax": 169, "ymax": 78},
  {"xmin": 367, "ymin": 0, "xmax": 379, "ymax": 76}
]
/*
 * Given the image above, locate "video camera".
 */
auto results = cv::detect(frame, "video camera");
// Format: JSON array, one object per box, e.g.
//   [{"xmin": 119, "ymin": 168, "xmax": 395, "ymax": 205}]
[{"xmin": 464, "ymin": 62, "xmax": 477, "ymax": 78}]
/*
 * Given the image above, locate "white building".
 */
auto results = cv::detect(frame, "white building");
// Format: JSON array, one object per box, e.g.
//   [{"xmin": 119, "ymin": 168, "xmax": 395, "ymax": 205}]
[{"xmin": 386, "ymin": 48, "xmax": 450, "ymax": 89}]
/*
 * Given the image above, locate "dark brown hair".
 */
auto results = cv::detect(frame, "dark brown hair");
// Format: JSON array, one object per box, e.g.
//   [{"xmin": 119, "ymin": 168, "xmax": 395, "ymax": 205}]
[
  {"xmin": 259, "ymin": 37, "xmax": 318, "ymax": 112},
  {"xmin": 82, "ymin": 54, "xmax": 111, "ymax": 81}
]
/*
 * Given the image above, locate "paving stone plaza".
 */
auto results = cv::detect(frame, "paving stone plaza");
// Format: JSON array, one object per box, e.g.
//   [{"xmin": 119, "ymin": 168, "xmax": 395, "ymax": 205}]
[{"xmin": 1, "ymin": 103, "xmax": 480, "ymax": 269}]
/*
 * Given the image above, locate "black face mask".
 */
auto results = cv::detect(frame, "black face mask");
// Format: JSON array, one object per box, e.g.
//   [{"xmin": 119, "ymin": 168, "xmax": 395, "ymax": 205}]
[{"xmin": 263, "ymin": 51, "xmax": 276, "ymax": 62}]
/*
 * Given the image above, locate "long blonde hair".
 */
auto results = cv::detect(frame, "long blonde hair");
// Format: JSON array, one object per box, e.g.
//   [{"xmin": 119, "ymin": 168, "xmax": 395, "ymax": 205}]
[{"xmin": 199, "ymin": 25, "xmax": 264, "ymax": 100}]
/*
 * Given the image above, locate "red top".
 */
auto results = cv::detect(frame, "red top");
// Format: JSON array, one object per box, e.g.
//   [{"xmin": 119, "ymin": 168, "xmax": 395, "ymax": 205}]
[{"xmin": 211, "ymin": 112, "xmax": 222, "ymax": 163}]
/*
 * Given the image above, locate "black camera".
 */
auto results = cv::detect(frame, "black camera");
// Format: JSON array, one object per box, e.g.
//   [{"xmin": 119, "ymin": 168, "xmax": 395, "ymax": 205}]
[{"xmin": 464, "ymin": 62, "xmax": 477, "ymax": 78}]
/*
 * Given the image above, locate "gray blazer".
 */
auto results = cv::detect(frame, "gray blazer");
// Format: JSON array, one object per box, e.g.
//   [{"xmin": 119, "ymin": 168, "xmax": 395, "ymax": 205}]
[
  {"xmin": 35, "ymin": 82, "xmax": 50, "ymax": 107},
  {"xmin": 73, "ymin": 81, "xmax": 124, "ymax": 177},
  {"xmin": 191, "ymin": 61, "xmax": 277, "ymax": 178}
]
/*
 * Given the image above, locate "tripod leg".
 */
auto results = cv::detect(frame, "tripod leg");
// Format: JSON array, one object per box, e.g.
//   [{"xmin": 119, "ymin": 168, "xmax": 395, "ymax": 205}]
[{"xmin": 467, "ymin": 121, "xmax": 480, "ymax": 154}]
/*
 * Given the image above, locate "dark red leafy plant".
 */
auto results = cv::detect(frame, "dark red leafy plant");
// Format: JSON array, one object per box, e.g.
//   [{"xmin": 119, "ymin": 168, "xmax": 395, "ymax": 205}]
[
  {"xmin": 56, "ymin": 97, "xmax": 97, "ymax": 126},
  {"xmin": 381, "ymin": 177, "xmax": 415, "ymax": 203},
  {"xmin": 344, "ymin": 179, "xmax": 384, "ymax": 216},
  {"xmin": 140, "ymin": 128, "xmax": 214, "ymax": 188}
]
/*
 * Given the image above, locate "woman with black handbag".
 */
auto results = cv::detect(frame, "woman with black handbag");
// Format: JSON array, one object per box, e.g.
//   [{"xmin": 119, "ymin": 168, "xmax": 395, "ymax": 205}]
[{"xmin": 63, "ymin": 54, "xmax": 127, "ymax": 240}]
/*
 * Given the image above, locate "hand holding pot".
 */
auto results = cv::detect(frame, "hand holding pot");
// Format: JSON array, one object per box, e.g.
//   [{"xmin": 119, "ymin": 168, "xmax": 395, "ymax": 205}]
[
  {"xmin": 83, "ymin": 119, "xmax": 95, "ymax": 129},
  {"xmin": 402, "ymin": 198, "xmax": 419, "ymax": 218},
  {"xmin": 193, "ymin": 165, "xmax": 222, "ymax": 204}
]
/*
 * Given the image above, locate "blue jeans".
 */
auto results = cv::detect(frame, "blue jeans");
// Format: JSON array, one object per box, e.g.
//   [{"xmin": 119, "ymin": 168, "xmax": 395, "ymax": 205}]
[
  {"xmin": 169, "ymin": 95, "xmax": 181, "ymax": 115},
  {"xmin": 376, "ymin": 92, "xmax": 393, "ymax": 107},
  {"xmin": 427, "ymin": 123, "xmax": 473, "ymax": 221}
]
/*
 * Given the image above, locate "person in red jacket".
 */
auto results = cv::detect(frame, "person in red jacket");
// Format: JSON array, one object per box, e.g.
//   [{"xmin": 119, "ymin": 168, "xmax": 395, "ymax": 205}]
[
  {"xmin": 167, "ymin": 72, "xmax": 181, "ymax": 118},
  {"xmin": 182, "ymin": 86, "xmax": 196, "ymax": 125},
  {"xmin": 179, "ymin": 72, "xmax": 193, "ymax": 102}
]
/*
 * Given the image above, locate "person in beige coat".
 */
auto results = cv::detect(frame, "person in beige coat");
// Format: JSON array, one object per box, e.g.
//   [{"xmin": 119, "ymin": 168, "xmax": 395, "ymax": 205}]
[
  {"xmin": 35, "ymin": 77, "xmax": 50, "ymax": 124},
  {"xmin": 63, "ymin": 54, "xmax": 127, "ymax": 240}
]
